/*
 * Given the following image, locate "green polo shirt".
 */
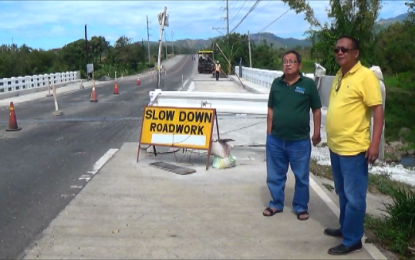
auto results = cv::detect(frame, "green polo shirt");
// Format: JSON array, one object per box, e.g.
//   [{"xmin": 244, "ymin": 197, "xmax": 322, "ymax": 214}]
[{"xmin": 268, "ymin": 73, "xmax": 322, "ymax": 141}]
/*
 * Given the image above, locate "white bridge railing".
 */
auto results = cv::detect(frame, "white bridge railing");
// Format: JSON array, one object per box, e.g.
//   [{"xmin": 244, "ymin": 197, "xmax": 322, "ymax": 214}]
[
  {"xmin": 0, "ymin": 71, "xmax": 80, "ymax": 93},
  {"xmin": 235, "ymin": 66, "xmax": 315, "ymax": 89}
]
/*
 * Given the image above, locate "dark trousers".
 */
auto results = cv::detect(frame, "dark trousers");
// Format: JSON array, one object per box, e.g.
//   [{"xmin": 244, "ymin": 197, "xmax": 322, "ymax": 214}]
[{"xmin": 215, "ymin": 71, "xmax": 220, "ymax": 81}]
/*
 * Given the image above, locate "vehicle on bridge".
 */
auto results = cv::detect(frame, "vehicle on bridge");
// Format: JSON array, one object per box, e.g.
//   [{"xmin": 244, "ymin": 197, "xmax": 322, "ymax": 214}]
[{"xmin": 197, "ymin": 50, "xmax": 215, "ymax": 74}]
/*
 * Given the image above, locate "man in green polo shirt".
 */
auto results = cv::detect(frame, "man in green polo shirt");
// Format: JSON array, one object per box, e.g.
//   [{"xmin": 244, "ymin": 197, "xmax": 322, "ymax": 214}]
[{"xmin": 263, "ymin": 50, "xmax": 322, "ymax": 221}]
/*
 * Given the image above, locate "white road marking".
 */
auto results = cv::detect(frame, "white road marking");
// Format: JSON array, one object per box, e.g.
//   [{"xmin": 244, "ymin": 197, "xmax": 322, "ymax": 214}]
[
  {"xmin": 79, "ymin": 175, "xmax": 91, "ymax": 181},
  {"xmin": 88, "ymin": 148, "xmax": 118, "ymax": 175},
  {"xmin": 71, "ymin": 149, "xmax": 118, "ymax": 189},
  {"xmin": 309, "ymin": 177, "xmax": 387, "ymax": 260},
  {"xmin": 60, "ymin": 194, "xmax": 75, "ymax": 199}
]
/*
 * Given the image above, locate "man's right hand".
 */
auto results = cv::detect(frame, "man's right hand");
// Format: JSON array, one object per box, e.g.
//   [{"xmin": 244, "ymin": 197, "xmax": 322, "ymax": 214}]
[{"xmin": 312, "ymin": 132, "xmax": 321, "ymax": 146}]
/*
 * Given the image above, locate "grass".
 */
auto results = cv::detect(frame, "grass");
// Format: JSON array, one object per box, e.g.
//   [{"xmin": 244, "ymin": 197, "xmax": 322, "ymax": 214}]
[
  {"xmin": 364, "ymin": 188, "xmax": 415, "ymax": 259},
  {"xmin": 310, "ymin": 159, "xmax": 412, "ymax": 196}
]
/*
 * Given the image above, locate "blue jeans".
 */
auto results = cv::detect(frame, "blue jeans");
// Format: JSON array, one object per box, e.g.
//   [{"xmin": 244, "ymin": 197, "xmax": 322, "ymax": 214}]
[
  {"xmin": 266, "ymin": 134, "xmax": 311, "ymax": 213},
  {"xmin": 329, "ymin": 150, "xmax": 368, "ymax": 246}
]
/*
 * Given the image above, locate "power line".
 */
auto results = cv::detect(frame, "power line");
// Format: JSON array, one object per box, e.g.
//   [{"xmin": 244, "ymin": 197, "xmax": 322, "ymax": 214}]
[
  {"xmin": 212, "ymin": 27, "xmax": 226, "ymax": 36},
  {"xmin": 229, "ymin": 0, "xmax": 248, "ymax": 26},
  {"xmin": 146, "ymin": 15, "xmax": 151, "ymax": 63},
  {"xmin": 258, "ymin": 9, "xmax": 291, "ymax": 33},
  {"xmin": 230, "ymin": 0, "xmax": 261, "ymax": 34}
]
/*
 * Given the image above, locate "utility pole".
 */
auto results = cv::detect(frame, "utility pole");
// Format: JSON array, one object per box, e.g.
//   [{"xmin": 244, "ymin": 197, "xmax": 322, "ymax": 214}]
[
  {"xmin": 146, "ymin": 15, "xmax": 151, "ymax": 63},
  {"xmin": 84, "ymin": 24, "xmax": 88, "ymax": 63},
  {"xmin": 213, "ymin": 0, "xmax": 229, "ymax": 37},
  {"xmin": 226, "ymin": 0, "xmax": 229, "ymax": 35},
  {"xmin": 164, "ymin": 31, "xmax": 168, "ymax": 60},
  {"xmin": 141, "ymin": 39, "xmax": 145, "ymax": 65},
  {"xmin": 248, "ymin": 31, "xmax": 252, "ymax": 68},
  {"xmin": 156, "ymin": 6, "xmax": 168, "ymax": 89},
  {"xmin": 171, "ymin": 30, "xmax": 174, "ymax": 55},
  {"xmin": 84, "ymin": 24, "xmax": 89, "ymax": 78}
]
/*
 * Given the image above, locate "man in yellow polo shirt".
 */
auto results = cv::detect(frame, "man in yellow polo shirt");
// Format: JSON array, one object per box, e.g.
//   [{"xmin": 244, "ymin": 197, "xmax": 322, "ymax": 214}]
[{"xmin": 324, "ymin": 36, "xmax": 384, "ymax": 255}]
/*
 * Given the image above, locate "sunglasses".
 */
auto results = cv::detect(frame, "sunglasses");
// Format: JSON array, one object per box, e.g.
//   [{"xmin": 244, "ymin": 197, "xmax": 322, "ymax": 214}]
[{"xmin": 334, "ymin": 47, "xmax": 355, "ymax": 54}]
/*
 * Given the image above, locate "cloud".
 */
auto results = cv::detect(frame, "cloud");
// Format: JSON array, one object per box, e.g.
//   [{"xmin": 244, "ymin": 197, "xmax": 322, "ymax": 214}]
[
  {"xmin": 0, "ymin": 0, "xmax": 409, "ymax": 49},
  {"xmin": 50, "ymin": 25, "xmax": 66, "ymax": 36}
]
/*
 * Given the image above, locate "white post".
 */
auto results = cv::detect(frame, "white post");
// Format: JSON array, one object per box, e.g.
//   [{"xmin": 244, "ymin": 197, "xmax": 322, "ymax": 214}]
[
  {"xmin": 369, "ymin": 66, "xmax": 386, "ymax": 162},
  {"xmin": 52, "ymin": 84, "xmax": 63, "ymax": 116},
  {"xmin": 157, "ymin": 6, "xmax": 167, "ymax": 89},
  {"xmin": 46, "ymin": 80, "xmax": 53, "ymax": 97}
]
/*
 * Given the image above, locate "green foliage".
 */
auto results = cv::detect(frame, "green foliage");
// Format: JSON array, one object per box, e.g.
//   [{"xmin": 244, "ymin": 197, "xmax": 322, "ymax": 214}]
[
  {"xmin": 212, "ymin": 33, "xmax": 250, "ymax": 74},
  {"xmin": 365, "ymin": 187, "xmax": 415, "ymax": 258},
  {"xmin": 373, "ymin": 21, "xmax": 415, "ymax": 75},
  {"xmin": 212, "ymin": 33, "xmax": 314, "ymax": 74},
  {"xmin": 0, "ymin": 36, "xmax": 194, "ymax": 79},
  {"xmin": 384, "ymin": 84, "xmax": 415, "ymax": 142}
]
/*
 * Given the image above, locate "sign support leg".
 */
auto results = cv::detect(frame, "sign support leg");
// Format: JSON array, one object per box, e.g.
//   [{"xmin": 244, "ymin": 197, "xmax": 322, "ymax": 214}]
[
  {"xmin": 136, "ymin": 143, "xmax": 141, "ymax": 162},
  {"xmin": 215, "ymin": 113, "xmax": 220, "ymax": 140}
]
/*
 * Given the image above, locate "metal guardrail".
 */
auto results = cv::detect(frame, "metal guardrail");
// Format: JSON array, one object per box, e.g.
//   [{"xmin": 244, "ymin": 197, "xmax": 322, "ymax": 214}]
[{"xmin": 149, "ymin": 90, "xmax": 269, "ymax": 115}]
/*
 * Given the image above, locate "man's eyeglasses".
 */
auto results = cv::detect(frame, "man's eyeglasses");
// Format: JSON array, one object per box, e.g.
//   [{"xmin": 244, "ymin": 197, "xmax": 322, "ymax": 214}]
[
  {"xmin": 334, "ymin": 47, "xmax": 354, "ymax": 54},
  {"xmin": 282, "ymin": 60, "xmax": 298, "ymax": 65}
]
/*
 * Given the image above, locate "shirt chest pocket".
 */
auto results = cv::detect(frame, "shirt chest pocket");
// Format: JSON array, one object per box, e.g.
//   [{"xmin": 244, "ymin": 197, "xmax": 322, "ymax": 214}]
[
  {"xmin": 340, "ymin": 81, "xmax": 362, "ymax": 102},
  {"xmin": 273, "ymin": 88, "xmax": 284, "ymax": 105}
]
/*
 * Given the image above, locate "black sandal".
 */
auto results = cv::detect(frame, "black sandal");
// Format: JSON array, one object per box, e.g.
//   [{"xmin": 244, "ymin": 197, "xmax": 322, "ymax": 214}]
[
  {"xmin": 296, "ymin": 211, "xmax": 309, "ymax": 221},
  {"xmin": 263, "ymin": 207, "xmax": 282, "ymax": 217}
]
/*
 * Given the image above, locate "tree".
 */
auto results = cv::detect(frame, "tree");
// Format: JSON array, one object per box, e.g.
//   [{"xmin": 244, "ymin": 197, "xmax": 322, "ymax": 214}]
[
  {"xmin": 251, "ymin": 42, "xmax": 276, "ymax": 69},
  {"xmin": 406, "ymin": 0, "xmax": 415, "ymax": 22},
  {"xmin": 374, "ymin": 22, "xmax": 415, "ymax": 74},
  {"xmin": 213, "ymin": 33, "xmax": 250, "ymax": 74},
  {"xmin": 282, "ymin": 0, "xmax": 382, "ymax": 74},
  {"xmin": 89, "ymin": 36, "xmax": 109, "ymax": 63}
]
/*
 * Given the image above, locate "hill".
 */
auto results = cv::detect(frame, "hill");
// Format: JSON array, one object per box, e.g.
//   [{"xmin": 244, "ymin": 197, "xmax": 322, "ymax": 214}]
[
  {"xmin": 55, "ymin": 13, "xmax": 410, "ymax": 52},
  {"xmin": 375, "ymin": 12, "xmax": 410, "ymax": 31},
  {"xmin": 170, "ymin": 12, "xmax": 411, "ymax": 51},
  {"xmin": 172, "ymin": 32, "xmax": 311, "ymax": 51}
]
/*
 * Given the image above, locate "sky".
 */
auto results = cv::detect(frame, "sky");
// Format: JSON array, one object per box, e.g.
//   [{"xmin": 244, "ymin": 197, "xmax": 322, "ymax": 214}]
[{"xmin": 0, "ymin": 0, "xmax": 410, "ymax": 50}]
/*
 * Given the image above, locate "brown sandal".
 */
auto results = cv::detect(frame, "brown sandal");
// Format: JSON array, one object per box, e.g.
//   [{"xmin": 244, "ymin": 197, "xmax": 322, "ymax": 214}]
[
  {"xmin": 263, "ymin": 207, "xmax": 282, "ymax": 217},
  {"xmin": 296, "ymin": 211, "xmax": 309, "ymax": 221}
]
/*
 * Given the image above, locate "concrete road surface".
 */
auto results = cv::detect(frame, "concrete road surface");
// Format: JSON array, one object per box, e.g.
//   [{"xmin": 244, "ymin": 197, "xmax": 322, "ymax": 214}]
[{"xmin": 0, "ymin": 55, "xmax": 193, "ymax": 259}]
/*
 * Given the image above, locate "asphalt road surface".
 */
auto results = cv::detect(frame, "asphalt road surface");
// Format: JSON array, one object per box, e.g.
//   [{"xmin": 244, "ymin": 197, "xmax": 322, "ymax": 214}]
[{"xmin": 0, "ymin": 55, "xmax": 195, "ymax": 259}]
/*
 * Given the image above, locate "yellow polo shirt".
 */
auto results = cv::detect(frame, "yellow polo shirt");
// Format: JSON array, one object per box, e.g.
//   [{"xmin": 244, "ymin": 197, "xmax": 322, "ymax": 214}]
[{"xmin": 326, "ymin": 62, "xmax": 382, "ymax": 155}]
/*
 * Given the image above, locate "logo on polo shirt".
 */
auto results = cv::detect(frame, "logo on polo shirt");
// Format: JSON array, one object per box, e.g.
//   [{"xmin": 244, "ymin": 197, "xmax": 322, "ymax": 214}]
[{"xmin": 295, "ymin": 86, "xmax": 305, "ymax": 94}]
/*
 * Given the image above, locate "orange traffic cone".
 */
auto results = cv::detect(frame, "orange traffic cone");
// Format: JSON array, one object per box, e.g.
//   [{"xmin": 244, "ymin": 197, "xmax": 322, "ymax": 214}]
[
  {"xmin": 6, "ymin": 102, "xmax": 22, "ymax": 131},
  {"xmin": 114, "ymin": 81, "xmax": 119, "ymax": 94},
  {"xmin": 137, "ymin": 77, "xmax": 141, "ymax": 86},
  {"xmin": 90, "ymin": 86, "xmax": 98, "ymax": 102}
]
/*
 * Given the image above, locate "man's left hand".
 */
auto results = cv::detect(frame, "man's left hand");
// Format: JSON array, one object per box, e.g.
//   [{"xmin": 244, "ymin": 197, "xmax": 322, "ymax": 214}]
[
  {"xmin": 366, "ymin": 143, "xmax": 379, "ymax": 164},
  {"xmin": 312, "ymin": 132, "xmax": 321, "ymax": 146}
]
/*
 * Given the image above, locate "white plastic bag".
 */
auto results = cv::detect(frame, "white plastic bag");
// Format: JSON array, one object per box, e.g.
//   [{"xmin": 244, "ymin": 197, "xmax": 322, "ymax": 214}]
[
  {"xmin": 210, "ymin": 140, "xmax": 233, "ymax": 158},
  {"xmin": 212, "ymin": 154, "xmax": 237, "ymax": 169}
]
